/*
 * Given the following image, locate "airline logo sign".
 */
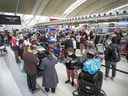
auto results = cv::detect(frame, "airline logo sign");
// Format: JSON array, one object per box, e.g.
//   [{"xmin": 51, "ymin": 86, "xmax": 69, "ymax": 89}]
[{"xmin": 0, "ymin": 15, "xmax": 21, "ymax": 25}]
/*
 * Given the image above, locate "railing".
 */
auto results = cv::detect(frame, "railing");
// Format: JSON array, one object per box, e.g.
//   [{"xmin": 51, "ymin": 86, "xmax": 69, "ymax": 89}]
[{"xmin": 102, "ymin": 64, "xmax": 128, "ymax": 75}]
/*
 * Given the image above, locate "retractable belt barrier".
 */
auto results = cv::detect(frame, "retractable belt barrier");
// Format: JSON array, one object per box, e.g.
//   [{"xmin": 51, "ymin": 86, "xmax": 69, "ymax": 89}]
[{"xmin": 102, "ymin": 64, "xmax": 128, "ymax": 75}]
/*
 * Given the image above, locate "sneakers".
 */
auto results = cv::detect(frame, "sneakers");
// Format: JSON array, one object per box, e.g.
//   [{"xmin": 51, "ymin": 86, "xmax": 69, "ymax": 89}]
[
  {"xmin": 45, "ymin": 88, "xmax": 56, "ymax": 93},
  {"xmin": 65, "ymin": 80, "xmax": 70, "ymax": 83},
  {"xmin": 51, "ymin": 88, "xmax": 56, "ymax": 93},
  {"xmin": 31, "ymin": 88, "xmax": 40, "ymax": 94},
  {"xmin": 45, "ymin": 88, "xmax": 50, "ymax": 92},
  {"xmin": 65, "ymin": 80, "xmax": 74, "ymax": 86}
]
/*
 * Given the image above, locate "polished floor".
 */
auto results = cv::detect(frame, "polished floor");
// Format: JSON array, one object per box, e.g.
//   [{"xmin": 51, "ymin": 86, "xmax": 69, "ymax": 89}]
[{"xmin": 0, "ymin": 47, "xmax": 128, "ymax": 96}]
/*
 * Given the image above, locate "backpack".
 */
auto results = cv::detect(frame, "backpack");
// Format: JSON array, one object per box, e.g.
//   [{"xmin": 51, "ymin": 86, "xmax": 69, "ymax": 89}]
[{"xmin": 110, "ymin": 44, "xmax": 120, "ymax": 62}]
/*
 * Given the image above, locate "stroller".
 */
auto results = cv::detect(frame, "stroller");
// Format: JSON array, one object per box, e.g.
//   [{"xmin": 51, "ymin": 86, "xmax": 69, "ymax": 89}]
[{"xmin": 73, "ymin": 71, "xmax": 106, "ymax": 96}]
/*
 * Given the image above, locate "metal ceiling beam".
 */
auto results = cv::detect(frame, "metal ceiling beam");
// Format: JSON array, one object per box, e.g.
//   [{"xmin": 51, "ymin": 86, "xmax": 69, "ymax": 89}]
[
  {"xmin": 23, "ymin": 0, "xmax": 43, "ymax": 26},
  {"xmin": 41, "ymin": 0, "xmax": 53, "ymax": 15},
  {"xmin": 15, "ymin": 0, "xmax": 20, "ymax": 15},
  {"xmin": 75, "ymin": 0, "xmax": 115, "ymax": 16},
  {"xmin": 36, "ymin": 0, "xmax": 51, "ymax": 15},
  {"xmin": 31, "ymin": 0, "xmax": 42, "ymax": 16}
]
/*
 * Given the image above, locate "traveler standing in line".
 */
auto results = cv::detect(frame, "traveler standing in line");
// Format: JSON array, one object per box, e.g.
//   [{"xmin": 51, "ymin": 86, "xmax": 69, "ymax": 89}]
[
  {"xmin": 126, "ymin": 42, "xmax": 128, "ymax": 62},
  {"xmin": 22, "ymin": 46, "xmax": 39, "ymax": 93},
  {"xmin": 10, "ymin": 34, "xmax": 20, "ymax": 63},
  {"xmin": 40, "ymin": 52, "xmax": 58, "ymax": 93},
  {"xmin": 64, "ymin": 35, "xmax": 73, "ymax": 55},
  {"xmin": 0, "ymin": 32, "xmax": 4, "ymax": 46},
  {"xmin": 104, "ymin": 37, "xmax": 120, "ymax": 80},
  {"xmin": 10, "ymin": 34, "xmax": 17, "ymax": 50},
  {"xmin": 76, "ymin": 33, "xmax": 81, "ymax": 49},
  {"xmin": 80, "ymin": 32, "xmax": 88, "ymax": 52},
  {"xmin": 17, "ymin": 40, "xmax": 24, "ymax": 60},
  {"xmin": 65, "ymin": 49, "xmax": 77, "ymax": 86},
  {"xmin": 71, "ymin": 37, "xmax": 77, "ymax": 51}
]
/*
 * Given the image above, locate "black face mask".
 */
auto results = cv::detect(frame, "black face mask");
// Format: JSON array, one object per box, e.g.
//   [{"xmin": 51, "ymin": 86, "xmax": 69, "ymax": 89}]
[
  {"xmin": 87, "ymin": 53, "xmax": 94, "ymax": 59},
  {"xmin": 48, "ymin": 55, "xmax": 53, "ymax": 59}
]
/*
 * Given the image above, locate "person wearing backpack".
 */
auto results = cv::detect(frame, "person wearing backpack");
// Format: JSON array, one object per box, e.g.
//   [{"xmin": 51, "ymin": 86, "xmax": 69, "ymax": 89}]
[{"xmin": 104, "ymin": 37, "xmax": 120, "ymax": 80}]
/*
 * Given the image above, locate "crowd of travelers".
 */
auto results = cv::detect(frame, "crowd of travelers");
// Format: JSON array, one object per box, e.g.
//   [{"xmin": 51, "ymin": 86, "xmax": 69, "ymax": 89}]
[{"xmin": 0, "ymin": 25, "xmax": 127, "ymax": 95}]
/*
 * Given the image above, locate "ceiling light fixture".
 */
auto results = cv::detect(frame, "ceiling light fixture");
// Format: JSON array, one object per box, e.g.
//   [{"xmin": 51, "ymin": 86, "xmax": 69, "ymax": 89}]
[{"xmin": 63, "ymin": 0, "xmax": 87, "ymax": 17}]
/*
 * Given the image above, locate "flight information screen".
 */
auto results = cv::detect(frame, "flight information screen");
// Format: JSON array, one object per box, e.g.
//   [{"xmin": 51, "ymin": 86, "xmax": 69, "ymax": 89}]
[{"xmin": 0, "ymin": 14, "xmax": 21, "ymax": 25}]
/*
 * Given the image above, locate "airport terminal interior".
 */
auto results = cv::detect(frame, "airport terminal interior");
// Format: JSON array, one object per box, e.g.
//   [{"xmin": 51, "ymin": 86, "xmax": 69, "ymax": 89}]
[{"xmin": 0, "ymin": 0, "xmax": 128, "ymax": 96}]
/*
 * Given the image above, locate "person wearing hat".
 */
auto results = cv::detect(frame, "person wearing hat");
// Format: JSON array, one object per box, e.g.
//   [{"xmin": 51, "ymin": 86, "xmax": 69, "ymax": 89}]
[
  {"xmin": 22, "ymin": 46, "xmax": 39, "ymax": 93},
  {"xmin": 40, "ymin": 51, "xmax": 58, "ymax": 93}
]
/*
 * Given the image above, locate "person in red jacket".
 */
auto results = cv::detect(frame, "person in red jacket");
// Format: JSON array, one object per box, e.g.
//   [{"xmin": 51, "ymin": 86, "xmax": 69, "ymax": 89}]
[{"xmin": 10, "ymin": 35, "xmax": 17, "ymax": 50}]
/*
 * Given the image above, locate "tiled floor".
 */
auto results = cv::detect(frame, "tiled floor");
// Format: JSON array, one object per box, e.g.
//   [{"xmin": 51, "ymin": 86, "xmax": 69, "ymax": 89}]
[{"xmin": 0, "ymin": 47, "xmax": 128, "ymax": 96}]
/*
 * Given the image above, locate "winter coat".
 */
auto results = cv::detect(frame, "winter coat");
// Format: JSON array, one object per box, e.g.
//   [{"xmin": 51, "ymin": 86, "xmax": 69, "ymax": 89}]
[
  {"xmin": 40, "ymin": 56, "xmax": 58, "ymax": 88},
  {"xmin": 104, "ymin": 43, "xmax": 120, "ymax": 62},
  {"xmin": 22, "ymin": 51, "xmax": 38, "ymax": 75},
  {"xmin": 64, "ymin": 39, "xmax": 73, "ymax": 49}
]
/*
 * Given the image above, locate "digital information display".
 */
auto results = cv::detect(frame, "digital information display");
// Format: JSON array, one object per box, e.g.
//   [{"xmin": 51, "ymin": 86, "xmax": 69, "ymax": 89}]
[{"xmin": 0, "ymin": 14, "xmax": 21, "ymax": 25}]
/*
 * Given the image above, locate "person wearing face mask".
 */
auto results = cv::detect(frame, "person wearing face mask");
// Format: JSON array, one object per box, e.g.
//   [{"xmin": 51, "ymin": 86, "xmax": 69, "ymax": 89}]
[
  {"xmin": 76, "ymin": 33, "xmax": 81, "ymax": 49},
  {"xmin": 65, "ymin": 49, "xmax": 77, "ymax": 86},
  {"xmin": 40, "ymin": 51, "xmax": 58, "ymax": 93},
  {"xmin": 22, "ymin": 46, "xmax": 39, "ymax": 93},
  {"xmin": 64, "ymin": 35, "xmax": 73, "ymax": 55},
  {"xmin": 80, "ymin": 32, "xmax": 88, "ymax": 53},
  {"xmin": 71, "ymin": 37, "xmax": 77, "ymax": 51}
]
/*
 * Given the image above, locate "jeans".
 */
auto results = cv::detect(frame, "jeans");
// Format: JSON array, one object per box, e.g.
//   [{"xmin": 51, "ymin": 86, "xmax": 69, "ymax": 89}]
[
  {"xmin": 105, "ymin": 61, "xmax": 117, "ymax": 78},
  {"xmin": 27, "ymin": 74, "xmax": 37, "ymax": 91}
]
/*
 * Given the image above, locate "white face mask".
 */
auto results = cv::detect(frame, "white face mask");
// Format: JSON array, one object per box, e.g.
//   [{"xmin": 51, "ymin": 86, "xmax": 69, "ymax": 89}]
[{"xmin": 68, "ymin": 51, "xmax": 73, "ymax": 55}]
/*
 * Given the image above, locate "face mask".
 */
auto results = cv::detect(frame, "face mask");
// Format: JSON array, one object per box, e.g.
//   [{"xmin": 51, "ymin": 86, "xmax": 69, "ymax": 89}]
[
  {"xmin": 48, "ymin": 55, "xmax": 53, "ymax": 59},
  {"xmin": 68, "ymin": 51, "xmax": 73, "ymax": 55}
]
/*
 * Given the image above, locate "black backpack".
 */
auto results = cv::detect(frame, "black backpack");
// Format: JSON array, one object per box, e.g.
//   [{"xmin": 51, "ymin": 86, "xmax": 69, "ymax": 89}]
[{"xmin": 109, "ymin": 44, "xmax": 120, "ymax": 62}]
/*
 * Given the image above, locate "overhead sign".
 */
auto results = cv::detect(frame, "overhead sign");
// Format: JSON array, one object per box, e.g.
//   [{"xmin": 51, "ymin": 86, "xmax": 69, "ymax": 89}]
[{"xmin": 0, "ymin": 14, "xmax": 21, "ymax": 25}]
